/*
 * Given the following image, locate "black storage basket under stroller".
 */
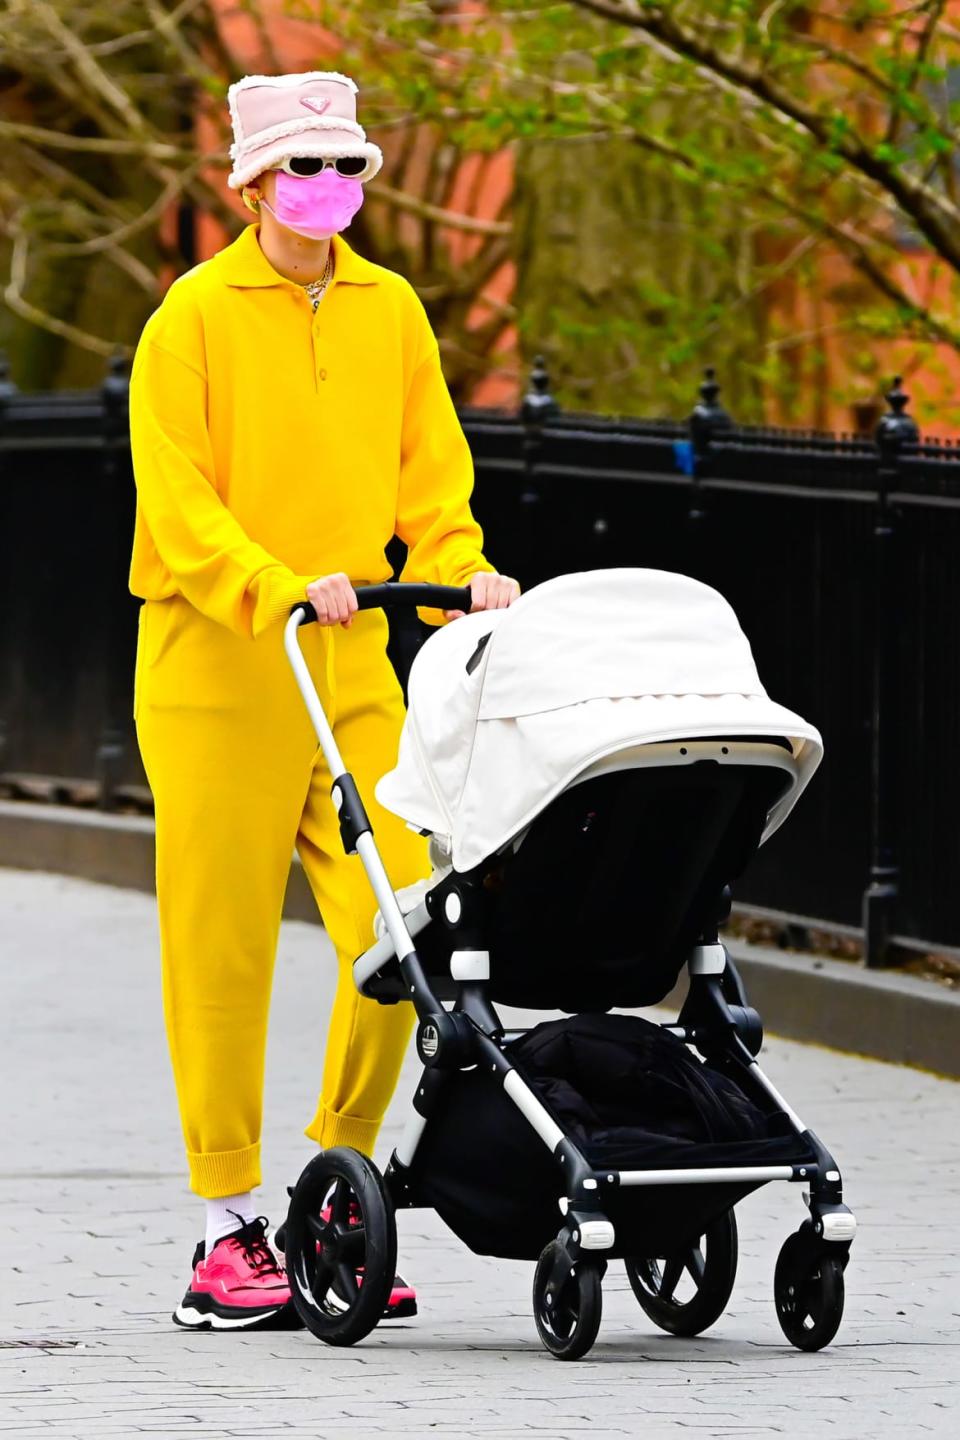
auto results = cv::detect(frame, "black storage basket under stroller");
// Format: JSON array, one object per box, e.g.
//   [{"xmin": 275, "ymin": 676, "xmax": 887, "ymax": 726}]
[{"xmin": 409, "ymin": 1012, "xmax": 815, "ymax": 1262}]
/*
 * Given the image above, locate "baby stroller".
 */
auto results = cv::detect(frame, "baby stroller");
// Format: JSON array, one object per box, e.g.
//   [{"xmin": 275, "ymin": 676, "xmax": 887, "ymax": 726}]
[{"xmin": 282, "ymin": 569, "xmax": 856, "ymax": 1360}]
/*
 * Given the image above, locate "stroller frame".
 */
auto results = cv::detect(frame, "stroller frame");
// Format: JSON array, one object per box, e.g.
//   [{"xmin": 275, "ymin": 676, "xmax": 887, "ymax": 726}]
[{"xmin": 283, "ymin": 589, "xmax": 857, "ymax": 1358}]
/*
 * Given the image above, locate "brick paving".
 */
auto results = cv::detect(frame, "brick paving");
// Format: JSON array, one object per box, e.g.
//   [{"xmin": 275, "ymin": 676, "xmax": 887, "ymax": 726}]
[{"xmin": 1, "ymin": 870, "xmax": 958, "ymax": 1438}]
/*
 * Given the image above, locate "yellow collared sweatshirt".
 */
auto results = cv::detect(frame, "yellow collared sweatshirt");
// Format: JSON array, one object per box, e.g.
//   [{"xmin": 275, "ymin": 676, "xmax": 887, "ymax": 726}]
[{"xmin": 129, "ymin": 224, "xmax": 493, "ymax": 637}]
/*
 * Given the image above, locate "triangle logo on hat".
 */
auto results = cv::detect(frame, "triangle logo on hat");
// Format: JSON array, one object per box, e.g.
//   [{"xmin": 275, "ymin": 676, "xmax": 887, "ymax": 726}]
[{"xmin": 300, "ymin": 96, "xmax": 331, "ymax": 115}]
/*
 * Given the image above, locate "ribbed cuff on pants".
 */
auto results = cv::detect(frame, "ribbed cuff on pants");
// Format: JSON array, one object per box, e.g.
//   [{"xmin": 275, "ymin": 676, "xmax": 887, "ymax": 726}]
[
  {"xmin": 187, "ymin": 1142, "xmax": 262, "ymax": 1199},
  {"xmin": 305, "ymin": 1102, "xmax": 380, "ymax": 1156}
]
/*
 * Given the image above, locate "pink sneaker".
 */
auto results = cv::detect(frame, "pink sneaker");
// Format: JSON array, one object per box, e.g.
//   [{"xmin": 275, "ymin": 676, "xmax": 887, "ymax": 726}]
[
  {"xmin": 173, "ymin": 1216, "xmax": 303, "ymax": 1331},
  {"xmin": 381, "ymin": 1274, "xmax": 417, "ymax": 1320}
]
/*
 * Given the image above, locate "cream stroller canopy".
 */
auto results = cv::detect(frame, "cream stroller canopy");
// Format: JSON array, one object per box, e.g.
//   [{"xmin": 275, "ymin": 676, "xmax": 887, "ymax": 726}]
[{"xmin": 376, "ymin": 569, "xmax": 824, "ymax": 873}]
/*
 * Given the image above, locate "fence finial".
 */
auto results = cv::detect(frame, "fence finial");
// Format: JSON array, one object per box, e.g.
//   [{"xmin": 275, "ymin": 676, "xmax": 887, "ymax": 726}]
[
  {"xmin": 102, "ymin": 349, "xmax": 128, "ymax": 397},
  {"xmin": 876, "ymin": 375, "xmax": 919, "ymax": 454},
  {"xmin": 689, "ymin": 365, "xmax": 732, "ymax": 451},
  {"xmin": 520, "ymin": 353, "xmax": 559, "ymax": 426},
  {"xmin": 700, "ymin": 366, "xmax": 721, "ymax": 408}
]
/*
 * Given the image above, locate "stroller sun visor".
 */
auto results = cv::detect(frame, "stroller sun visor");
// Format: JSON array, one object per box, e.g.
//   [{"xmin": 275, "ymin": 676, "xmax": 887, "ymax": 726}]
[{"xmin": 376, "ymin": 569, "xmax": 824, "ymax": 872}]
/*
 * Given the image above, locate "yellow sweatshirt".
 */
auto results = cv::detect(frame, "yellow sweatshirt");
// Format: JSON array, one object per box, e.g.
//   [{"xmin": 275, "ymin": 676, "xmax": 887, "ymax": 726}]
[{"xmin": 128, "ymin": 224, "xmax": 493, "ymax": 638}]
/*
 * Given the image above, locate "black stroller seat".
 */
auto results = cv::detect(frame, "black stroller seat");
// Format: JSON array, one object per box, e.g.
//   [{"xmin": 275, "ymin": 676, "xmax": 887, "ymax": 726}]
[
  {"xmin": 359, "ymin": 750, "xmax": 793, "ymax": 1012},
  {"xmin": 482, "ymin": 755, "xmax": 793, "ymax": 1011}
]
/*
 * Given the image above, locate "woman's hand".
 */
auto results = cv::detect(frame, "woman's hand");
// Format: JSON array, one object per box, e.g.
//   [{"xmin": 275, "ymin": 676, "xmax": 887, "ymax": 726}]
[
  {"xmin": 443, "ymin": 571, "xmax": 520, "ymax": 621},
  {"xmin": 305, "ymin": 573, "xmax": 358, "ymax": 628}
]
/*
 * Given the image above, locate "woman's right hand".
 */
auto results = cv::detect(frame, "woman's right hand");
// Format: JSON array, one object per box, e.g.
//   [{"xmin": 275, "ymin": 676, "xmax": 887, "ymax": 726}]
[{"xmin": 305, "ymin": 573, "xmax": 358, "ymax": 628}]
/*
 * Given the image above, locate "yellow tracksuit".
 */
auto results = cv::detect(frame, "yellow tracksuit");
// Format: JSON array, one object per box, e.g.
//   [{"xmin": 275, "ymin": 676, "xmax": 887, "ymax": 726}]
[{"xmin": 129, "ymin": 224, "xmax": 492, "ymax": 1198}]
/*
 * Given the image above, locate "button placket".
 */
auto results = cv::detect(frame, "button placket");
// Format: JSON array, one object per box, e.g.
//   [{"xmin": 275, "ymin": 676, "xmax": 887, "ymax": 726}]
[
  {"xmin": 313, "ymin": 299, "xmax": 329, "ymax": 384},
  {"xmin": 309, "ymin": 278, "xmax": 336, "ymax": 387},
  {"xmin": 308, "ymin": 305, "xmax": 328, "ymax": 389}
]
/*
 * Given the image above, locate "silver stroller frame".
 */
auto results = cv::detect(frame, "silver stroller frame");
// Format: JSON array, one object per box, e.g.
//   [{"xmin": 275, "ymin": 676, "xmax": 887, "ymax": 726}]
[{"xmin": 283, "ymin": 585, "xmax": 857, "ymax": 1358}]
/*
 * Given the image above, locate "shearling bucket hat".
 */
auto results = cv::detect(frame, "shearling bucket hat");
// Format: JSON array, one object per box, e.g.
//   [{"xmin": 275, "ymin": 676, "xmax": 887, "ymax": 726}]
[{"xmin": 226, "ymin": 71, "xmax": 383, "ymax": 190}]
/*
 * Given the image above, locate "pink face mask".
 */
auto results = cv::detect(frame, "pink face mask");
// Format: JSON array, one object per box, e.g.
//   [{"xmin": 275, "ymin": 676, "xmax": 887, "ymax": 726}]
[{"xmin": 262, "ymin": 170, "xmax": 364, "ymax": 240}]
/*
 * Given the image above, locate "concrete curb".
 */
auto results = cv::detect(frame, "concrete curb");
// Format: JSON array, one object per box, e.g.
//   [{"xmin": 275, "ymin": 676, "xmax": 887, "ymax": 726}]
[
  {"xmin": 715, "ymin": 941, "xmax": 959, "ymax": 1079},
  {"xmin": 2, "ymin": 800, "xmax": 957, "ymax": 1077},
  {"xmin": 0, "ymin": 799, "xmax": 318, "ymax": 922}
]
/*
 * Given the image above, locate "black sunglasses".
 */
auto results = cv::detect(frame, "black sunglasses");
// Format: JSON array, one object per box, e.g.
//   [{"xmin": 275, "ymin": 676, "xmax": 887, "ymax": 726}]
[{"xmin": 279, "ymin": 155, "xmax": 369, "ymax": 180}]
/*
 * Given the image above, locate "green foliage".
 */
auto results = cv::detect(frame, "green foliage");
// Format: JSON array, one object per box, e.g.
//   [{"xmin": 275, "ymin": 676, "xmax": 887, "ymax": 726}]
[
  {"xmin": 0, "ymin": 0, "xmax": 234, "ymax": 387},
  {"xmin": 5, "ymin": 0, "xmax": 960, "ymax": 422},
  {"xmin": 336, "ymin": 0, "xmax": 960, "ymax": 419}
]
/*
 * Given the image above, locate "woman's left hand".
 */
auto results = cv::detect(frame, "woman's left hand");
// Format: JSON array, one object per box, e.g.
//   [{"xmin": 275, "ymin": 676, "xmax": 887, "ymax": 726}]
[{"xmin": 444, "ymin": 571, "xmax": 520, "ymax": 621}]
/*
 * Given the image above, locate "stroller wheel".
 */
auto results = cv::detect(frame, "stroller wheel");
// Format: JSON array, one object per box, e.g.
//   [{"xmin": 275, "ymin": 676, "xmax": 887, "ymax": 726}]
[
  {"xmin": 624, "ymin": 1208, "xmax": 738, "ymax": 1337},
  {"xmin": 533, "ymin": 1240, "xmax": 603, "ymax": 1361},
  {"xmin": 774, "ymin": 1231, "xmax": 845, "ymax": 1352},
  {"xmin": 285, "ymin": 1146, "xmax": 397, "ymax": 1347}
]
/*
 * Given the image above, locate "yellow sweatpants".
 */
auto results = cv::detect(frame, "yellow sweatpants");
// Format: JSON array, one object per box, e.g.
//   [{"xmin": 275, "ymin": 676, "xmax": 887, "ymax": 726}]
[{"xmin": 134, "ymin": 597, "xmax": 429, "ymax": 1199}]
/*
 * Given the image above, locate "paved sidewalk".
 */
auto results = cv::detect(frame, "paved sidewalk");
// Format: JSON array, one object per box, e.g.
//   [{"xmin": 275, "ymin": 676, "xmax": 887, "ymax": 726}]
[{"xmin": 2, "ymin": 870, "xmax": 958, "ymax": 1439}]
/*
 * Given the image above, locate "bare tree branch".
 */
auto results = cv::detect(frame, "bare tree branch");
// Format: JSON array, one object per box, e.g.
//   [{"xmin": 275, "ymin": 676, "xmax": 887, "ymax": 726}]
[
  {"xmin": 29, "ymin": 1, "xmax": 151, "ymax": 136},
  {"xmin": 568, "ymin": 0, "xmax": 960, "ymax": 268},
  {"xmin": 885, "ymin": 0, "xmax": 947, "ymax": 146},
  {"xmin": 366, "ymin": 179, "xmax": 512, "ymax": 235},
  {"xmin": 791, "ymin": 36, "xmax": 908, "ymax": 102},
  {"xmin": 4, "ymin": 232, "xmax": 134, "ymax": 357},
  {"xmin": 143, "ymin": 0, "xmax": 223, "ymax": 86},
  {"xmin": 45, "ymin": 159, "xmax": 206, "ymax": 261},
  {"xmin": 619, "ymin": 117, "xmax": 960, "ymax": 350},
  {"xmin": 0, "ymin": 122, "xmax": 191, "ymax": 161}
]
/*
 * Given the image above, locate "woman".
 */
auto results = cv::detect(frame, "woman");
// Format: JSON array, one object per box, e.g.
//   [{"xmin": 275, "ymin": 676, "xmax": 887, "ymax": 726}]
[{"xmin": 129, "ymin": 69, "xmax": 518, "ymax": 1330}]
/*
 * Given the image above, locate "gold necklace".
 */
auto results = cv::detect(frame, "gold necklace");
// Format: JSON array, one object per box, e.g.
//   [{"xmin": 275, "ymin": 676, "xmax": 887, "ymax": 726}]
[{"xmin": 303, "ymin": 250, "xmax": 334, "ymax": 310}]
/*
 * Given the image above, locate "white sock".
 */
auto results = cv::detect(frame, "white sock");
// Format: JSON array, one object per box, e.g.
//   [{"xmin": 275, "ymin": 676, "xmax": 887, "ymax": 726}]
[{"xmin": 205, "ymin": 1193, "xmax": 257, "ymax": 1256}]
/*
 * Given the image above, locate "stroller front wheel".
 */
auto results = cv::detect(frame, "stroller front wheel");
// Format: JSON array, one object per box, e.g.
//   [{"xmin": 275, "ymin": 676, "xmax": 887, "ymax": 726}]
[
  {"xmin": 624, "ymin": 1207, "xmax": 738, "ymax": 1337},
  {"xmin": 285, "ymin": 1146, "xmax": 397, "ymax": 1346},
  {"xmin": 533, "ymin": 1240, "xmax": 603, "ymax": 1360},
  {"xmin": 774, "ymin": 1232, "xmax": 845, "ymax": 1352}
]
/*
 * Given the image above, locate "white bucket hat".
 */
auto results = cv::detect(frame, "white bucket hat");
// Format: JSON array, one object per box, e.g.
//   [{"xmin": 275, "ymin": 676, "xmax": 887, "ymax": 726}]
[{"xmin": 226, "ymin": 71, "xmax": 383, "ymax": 191}]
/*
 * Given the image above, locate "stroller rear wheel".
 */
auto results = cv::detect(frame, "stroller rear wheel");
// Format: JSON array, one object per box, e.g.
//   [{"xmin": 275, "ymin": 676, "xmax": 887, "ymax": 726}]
[
  {"xmin": 533, "ymin": 1240, "xmax": 603, "ymax": 1360},
  {"xmin": 624, "ymin": 1208, "xmax": 738, "ymax": 1337},
  {"xmin": 285, "ymin": 1146, "xmax": 397, "ymax": 1346},
  {"xmin": 774, "ymin": 1230, "xmax": 845, "ymax": 1351}
]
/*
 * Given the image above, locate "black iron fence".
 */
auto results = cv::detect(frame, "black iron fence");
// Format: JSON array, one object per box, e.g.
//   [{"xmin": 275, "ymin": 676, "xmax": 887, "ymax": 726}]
[{"xmin": 2, "ymin": 352, "xmax": 958, "ymax": 965}]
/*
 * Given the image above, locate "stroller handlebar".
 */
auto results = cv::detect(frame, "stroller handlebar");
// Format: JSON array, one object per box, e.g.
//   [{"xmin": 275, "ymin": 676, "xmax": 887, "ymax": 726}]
[{"xmin": 292, "ymin": 582, "xmax": 474, "ymax": 625}]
